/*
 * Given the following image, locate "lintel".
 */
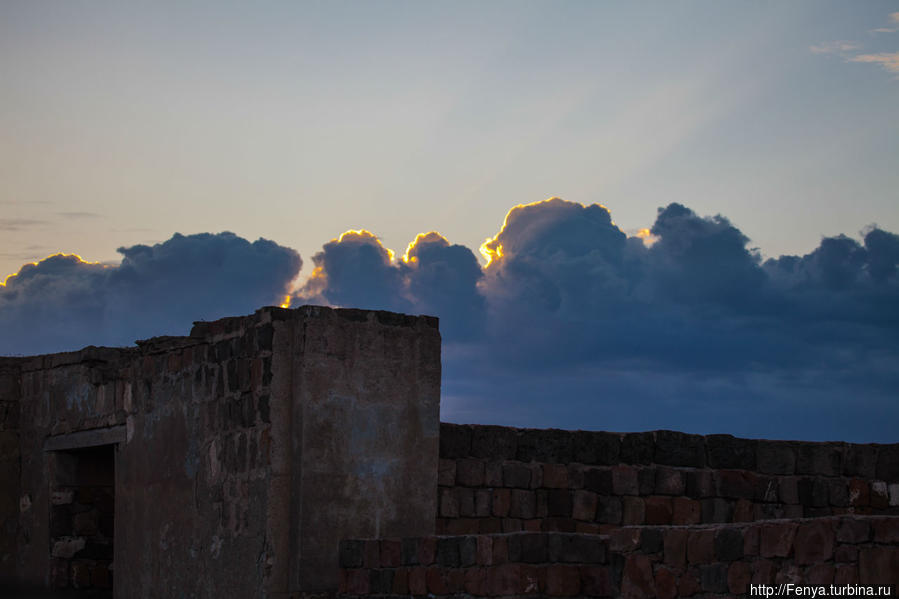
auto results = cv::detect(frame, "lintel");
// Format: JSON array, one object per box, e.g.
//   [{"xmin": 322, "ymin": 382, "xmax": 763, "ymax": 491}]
[{"xmin": 43, "ymin": 425, "xmax": 126, "ymax": 451}]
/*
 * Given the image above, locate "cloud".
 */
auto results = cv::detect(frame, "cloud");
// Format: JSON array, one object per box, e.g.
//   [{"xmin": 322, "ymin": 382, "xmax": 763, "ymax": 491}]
[
  {"xmin": 0, "ymin": 218, "xmax": 46, "ymax": 231},
  {"xmin": 57, "ymin": 211, "xmax": 103, "ymax": 219},
  {"xmin": 848, "ymin": 51, "xmax": 899, "ymax": 74},
  {"xmin": 870, "ymin": 12, "xmax": 899, "ymax": 34},
  {"xmin": 0, "ymin": 232, "xmax": 301, "ymax": 355},
  {"xmin": 809, "ymin": 41, "xmax": 860, "ymax": 55},
  {"xmin": 2, "ymin": 200, "xmax": 897, "ymax": 441}
]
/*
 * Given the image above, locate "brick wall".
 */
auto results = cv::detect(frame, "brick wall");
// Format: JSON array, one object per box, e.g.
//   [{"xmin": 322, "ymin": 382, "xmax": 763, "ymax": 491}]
[{"xmin": 437, "ymin": 424, "xmax": 899, "ymax": 535}]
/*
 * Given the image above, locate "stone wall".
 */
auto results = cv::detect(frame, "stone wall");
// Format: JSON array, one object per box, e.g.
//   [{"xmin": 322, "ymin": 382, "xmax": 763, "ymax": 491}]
[
  {"xmin": 437, "ymin": 425, "xmax": 899, "ymax": 535},
  {"xmin": 4, "ymin": 305, "xmax": 441, "ymax": 597},
  {"xmin": 336, "ymin": 516, "xmax": 899, "ymax": 598}
]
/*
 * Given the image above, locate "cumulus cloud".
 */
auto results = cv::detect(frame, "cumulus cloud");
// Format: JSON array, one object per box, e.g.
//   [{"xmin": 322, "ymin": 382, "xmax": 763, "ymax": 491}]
[{"xmin": 0, "ymin": 232, "xmax": 300, "ymax": 355}]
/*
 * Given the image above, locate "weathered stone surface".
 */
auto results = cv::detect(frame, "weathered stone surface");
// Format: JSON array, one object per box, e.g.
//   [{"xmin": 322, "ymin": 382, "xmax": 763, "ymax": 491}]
[
  {"xmin": 794, "ymin": 520, "xmax": 834, "ymax": 564},
  {"xmin": 654, "ymin": 430, "xmax": 706, "ymax": 468},
  {"xmin": 707, "ymin": 434, "xmax": 757, "ymax": 470}
]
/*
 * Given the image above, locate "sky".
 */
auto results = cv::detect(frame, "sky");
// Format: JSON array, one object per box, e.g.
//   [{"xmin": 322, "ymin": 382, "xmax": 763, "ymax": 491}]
[{"xmin": 2, "ymin": 2, "xmax": 898, "ymax": 442}]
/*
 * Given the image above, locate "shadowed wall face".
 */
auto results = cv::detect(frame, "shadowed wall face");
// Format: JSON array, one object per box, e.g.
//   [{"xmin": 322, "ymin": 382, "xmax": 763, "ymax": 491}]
[{"xmin": 5, "ymin": 306, "xmax": 441, "ymax": 597}]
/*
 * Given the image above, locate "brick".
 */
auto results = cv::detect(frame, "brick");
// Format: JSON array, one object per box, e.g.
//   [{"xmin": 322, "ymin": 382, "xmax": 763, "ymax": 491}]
[
  {"xmin": 873, "ymin": 517, "xmax": 899, "ymax": 543},
  {"xmin": 836, "ymin": 518, "xmax": 870, "ymax": 543},
  {"xmin": 760, "ymin": 522, "xmax": 797, "ymax": 558},
  {"xmin": 876, "ymin": 444, "xmax": 899, "ymax": 482},
  {"xmin": 834, "ymin": 564, "xmax": 858, "ymax": 585},
  {"xmin": 456, "ymin": 458, "xmax": 485, "ymax": 486},
  {"xmin": 612, "ymin": 466, "xmax": 639, "ymax": 495},
  {"xmin": 474, "ymin": 489, "xmax": 492, "ymax": 517},
  {"xmin": 344, "ymin": 568, "xmax": 369, "ymax": 594},
  {"xmin": 620, "ymin": 432, "xmax": 654, "ymax": 464},
  {"xmin": 644, "ymin": 496, "xmax": 672, "ymax": 525},
  {"xmin": 859, "ymin": 547, "xmax": 899, "ymax": 585},
  {"xmin": 568, "ymin": 463, "xmax": 585, "ymax": 488},
  {"xmin": 728, "ymin": 561, "xmax": 751, "ymax": 594},
  {"xmin": 798, "ymin": 477, "xmax": 829, "ymax": 507},
  {"xmin": 849, "ymin": 478, "xmax": 870, "ymax": 507},
  {"xmin": 339, "ymin": 540, "xmax": 363, "ymax": 568},
  {"xmin": 543, "ymin": 463, "xmax": 569, "ymax": 489},
  {"xmin": 470, "ymin": 425, "xmax": 518, "ymax": 460},
  {"xmin": 464, "ymin": 566, "xmax": 487, "ymax": 595},
  {"xmin": 510, "ymin": 489, "xmax": 537, "ymax": 519},
  {"xmin": 437, "ymin": 537, "xmax": 460, "ymax": 566},
  {"xmin": 573, "ymin": 430, "xmax": 621, "ymax": 466},
  {"xmin": 581, "ymin": 565, "xmax": 612, "ymax": 596},
  {"xmin": 829, "ymin": 479, "xmax": 849, "ymax": 507},
  {"xmin": 548, "ymin": 534, "xmax": 607, "ymax": 563},
  {"xmin": 701, "ymin": 497, "xmax": 732, "ymax": 523},
  {"xmin": 492, "ymin": 535, "xmax": 508, "ymax": 563},
  {"xmin": 640, "ymin": 527, "xmax": 663, "ymax": 554},
  {"xmin": 655, "ymin": 566, "xmax": 677, "ymax": 599},
  {"xmin": 687, "ymin": 529, "xmax": 715, "ymax": 564},
  {"xmin": 597, "ymin": 495, "xmax": 622, "ymax": 524},
  {"xmin": 426, "ymin": 565, "xmax": 448, "ymax": 594},
  {"xmin": 460, "ymin": 536, "xmax": 477, "ymax": 567},
  {"xmin": 655, "ymin": 467, "xmax": 685, "ymax": 495},
  {"xmin": 573, "ymin": 490, "xmax": 598, "ymax": 521},
  {"xmin": 445, "ymin": 567, "xmax": 466, "ymax": 592},
  {"xmin": 715, "ymin": 527, "xmax": 744, "ymax": 562},
  {"xmin": 707, "ymin": 434, "xmax": 757, "ymax": 470},
  {"xmin": 369, "ymin": 569, "xmax": 394, "ymax": 593},
  {"xmin": 401, "ymin": 538, "xmax": 419, "ymax": 565},
  {"xmin": 796, "ymin": 442, "xmax": 841, "ymax": 476},
  {"xmin": 806, "ymin": 563, "xmax": 834, "ymax": 585},
  {"xmin": 686, "ymin": 469, "xmax": 714, "ymax": 498},
  {"xmin": 638, "ymin": 467, "xmax": 655, "ymax": 495},
  {"xmin": 621, "ymin": 554, "xmax": 656, "ymax": 598},
  {"xmin": 654, "ymin": 430, "xmax": 705, "ymax": 467},
  {"xmin": 418, "ymin": 537, "xmax": 436, "ymax": 565},
  {"xmin": 440, "ymin": 487, "xmax": 459, "ymax": 518},
  {"xmin": 584, "ymin": 467, "xmax": 613, "ymax": 494},
  {"xmin": 664, "ymin": 528, "xmax": 688, "ymax": 568},
  {"xmin": 843, "ymin": 444, "xmax": 877, "ymax": 478},
  {"xmin": 752, "ymin": 559, "xmax": 777, "ymax": 585},
  {"xmin": 610, "ymin": 527, "xmax": 641, "ymax": 552},
  {"xmin": 391, "ymin": 567, "xmax": 409, "ymax": 594},
  {"xmin": 700, "ymin": 563, "xmax": 728, "ymax": 593},
  {"xmin": 672, "ymin": 497, "xmax": 701, "ymax": 525},
  {"xmin": 517, "ymin": 428, "xmax": 573, "ymax": 463},
  {"xmin": 717, "ymin": 470, "xmax": 756, "ymax": 499},
  {"xmin": 508, "ymin": 532, "xmax": 547, "ymax": 563},
  {"xmin": 363, "ymin": 539, "xmax": 380, "ymax": 568},
  {"xmin": 485, "ymin": 460, "xmax": 503, "ymax": 486},
  {"xmin": 779, "ymin": 476, "xmax": 800, "ymax": 504},
  {"xmin": 440, "ymin": 423, "xmax": 472, "ymax": 459},
  {"xmin": 835, "ymin": 545, "xmax": 858, "ymax": 563},
  {"xmin": 503, "ymin": 462, "xmax": 531, "ymax": 488},
  {"xmin": 492, "ymin": 488, "xmax": 511, "ymax": 517},
  {"xmin": 743, "ymin": 525, "xmax": 760, "ymax": 556},
  {"xmin": 547, "ymin": 489, "xmax": 573, "ymax": 517},
  {"xmin": 457, "ymin": 487, "xmax": 475, "ymax": 516},
  {"xmin": 871, "ymin": 481, "xmax": 889, "ymax": 509},
  {"xmin": 488, "ymin": 563, "xmax": 521, "ymax": 596},
  {"xmin": 545, "ymin": 564, "xmax": 580, "ymax": 596},
  {"xmin": 757, "ymin": 441, "xmax": 796, "ymax": 474},
  {"xmin": 622, "ymin": 496, "xmax": 645, "ymax": 525},
  {"xmin": 733, "ymin": 498, "xmax": 754, "ymax": 522}
]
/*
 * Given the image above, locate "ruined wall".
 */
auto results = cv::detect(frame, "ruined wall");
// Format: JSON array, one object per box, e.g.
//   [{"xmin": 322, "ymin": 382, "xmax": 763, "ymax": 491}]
[
  {"xmin": 6, "ymin": 305, "xmax": 441, "ymax": 597},
  {"xmin": 437, "ymin": 425, "xmax": 899, "ymax": 535},
  {"xmin": 0, "ymin": 357, "xmax": 22, "ymax": 579},
  {"xmin": 336, "ymin": 515, "xmax": 899, "ymax": 598}
]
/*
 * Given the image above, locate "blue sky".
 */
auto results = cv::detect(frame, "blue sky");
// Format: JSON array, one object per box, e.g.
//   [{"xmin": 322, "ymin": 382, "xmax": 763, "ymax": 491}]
[{"xmin": 2, "ymin": 2, "xmax": 898, "ymax": 442}]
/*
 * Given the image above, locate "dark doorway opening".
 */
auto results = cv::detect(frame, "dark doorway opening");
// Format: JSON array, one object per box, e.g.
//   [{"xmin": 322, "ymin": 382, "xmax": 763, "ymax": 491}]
[{"xmin": 49, "ymin": 444, "xmax": 114, "ymax": 597}]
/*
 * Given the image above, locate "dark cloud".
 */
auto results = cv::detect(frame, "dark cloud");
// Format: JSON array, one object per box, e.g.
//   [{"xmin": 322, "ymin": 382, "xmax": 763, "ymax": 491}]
[
  {"xmin": 2, "ymin": 199, "xmax": 896, "ymax": 441},
  {"xmin": 0, "ymin": 232, "xmax": 301, "ymax": 355}
]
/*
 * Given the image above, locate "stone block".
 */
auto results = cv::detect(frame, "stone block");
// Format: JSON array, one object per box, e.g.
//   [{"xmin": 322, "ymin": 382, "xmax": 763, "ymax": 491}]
[
  {"xmin": 549, "ymin": 534, "xmax": 606, "ymax": 563},
  {"xmin": 470, "ymin": 425, "xmax": 518, "ymax": 460},
  {"xmin": 543, "ymin": 463, "xmax": 569, "ymax": 489},
  {"xmin": 573, "ymin": 430, "xmax": 621, "ymax": 466},
  {"xmin": 492, "ymin": 488, "xmax": 511, "ymax": 517},
  {"xmin": 794, "ymin": 520, "xmax": 834, "ymax": 564},
  {"xmin": 456, "ymin": 459, "xmax": 485, "ymax": 487},
  {"xmin": 873, "ymin": 517, "xmax": 899, "ymax": 543},
  {"xmin": 621, "ymin": 555, "xmax": 656, "ymax": 598},
  {"xmin": 743, "ymin": 524, "xmax": 760, "ymax": 556},
  {"xmin": 644, "ymin": 496, "xmax": 672, "ymax": 525},
  {"xmin": 707, "ymin": 434, "xmax": 757, "ymax": 470},
  {"xmin": 760, "ymin": 522, "xmax": 797, "ymax": 558},
  {"xmin": 849, "ymin": 478, "xmax": 870, "ymax": 507},
  {"xmin": 503, "ymin": 462, "xmax": 532, "ymax": 489},
  {"xmin": 835, "ymin": 545, "xmax": 858, "ymax": 563},
  {"xmin": 655, "ymin": 467, "xmax": 684, "ymax": 496},
  {"xmin": 380, "ymin": 539, "xmax": 402, "ymax": 567},
  {"xmin": 715, "ymin": 527, "xmax": 744, "ymax": 562},
  {"xmin": 655, "ymin": 566, "xmax": 678, "ymax": 599},
  {"xmin": 517, "ymin": 428, "xmax": 573, "ymax": 464},
  {"xmin": 597, "ymin": 495, "xmax": 622, "ymax": 524},
  {"xmin": 672, "ymin": 497, "xmax": 701, "ymax": 525},
  {"xmin": 871, "ymin": 481, "xmax": 889, "ymax": 509},
  {"xmin": 639, "ymin": 527, "xmax": 663, "ymax": 553},
  {"xmin": 757, "ymin": 441, "xmax": 796, "ymax": 474},
  {"xmin": 620, "ymin": 432, "xmax": 654, "ymax": 465},
  {"xmin": 612, "ymin": 466, "xmax": 639, "ymax": 495},
  {"xmin": 418, "ymin": 537, "xmax": 436, "ymax": 565},
  {"xmin": 610, "ymin": 527, "xmax": 641, "ymax": 552},
  {"xmin": 664, "ymin": 528, "xmax": 688, "ymax": 568},
  {"xmin": 573, "ymin": 490, "xmax": 598, "ymax": 521},
  {"xmin": 836, "ymin": 518, "xmax": 870, "ymax": 543},
  {"xmin": 546, "ymin": 564, "xmax": 581, "ymax": 596},
  {"xmin": 859, "ymin": 547, "xmax": 899, "ymax": 585},
  {"xmin": 701, "ymin": 497, "xmax": 732, "ymax": 523},
  {"xmin": 584, "ymin": 467, "xmax": 613, "ymax": 494},
  {"xmin": 440, "ymin": 424, "xmax": 472, "ymax": 459},
  {"xmin": 806, "ymin": 563, "xmax": 834, "ymax": 585},
  {"xmin": 654, "ymin": 430, "xmax": 705, "ymax": 467},
  {"xmin": 843, "ymin": 443, "xmax": 877, "ymax": 478},
  {"xmin": 581, "ymin": 565, "xmax": 612, "ymax": 596},
  {"xmin": 510, "ymin": 489, "xmax": 537, "ymax": 519},
  {"xmin": 700, "ymin": 563, "xmax": 729, "ymax": 593},
  {"xmin": 876, "ymin": 444, "xmax": 899, "ymax": 482},
  {"xmin": 717, "ymin": 469, "xmax": 757, "ymax": 499},
  {"xmin": 686, "ymin": 469, "xmax": 714, "ymax": 498},
  {"xmin": 547, "ymin": 490, "xmax": 573, "ymax": 517},
  {"xmin": 339, "ymin": 540, "xmax": 364, "ymax": 568},
  {"xmin": 622, "ymin": 496, "xmax": 645, "ymax": 525},
  {"xmin": 488, "ymin": 563, "xmax": 521, "ymax": 596},
  {"xmin": 829, "ymin": 479, "xmax": 849, "ymax": 507},
  {"xmin": 796, "ymin": 442, "xmax": 841, "ymax": 476},
  {"xmin": 687, "ymin": 529, "xmax": 715, "ymax": 564},
  {"xmin": 728, "ymin": 561, "xmax": 751, "ymax": 595}
]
